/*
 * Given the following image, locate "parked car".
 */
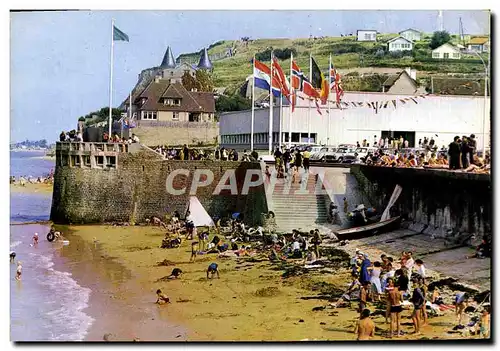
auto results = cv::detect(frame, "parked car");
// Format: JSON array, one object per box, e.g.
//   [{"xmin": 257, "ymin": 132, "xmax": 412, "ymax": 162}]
[
  {"xmin": 311, "ymin": 147, "xmax": 337, "ymax": 162},
  {"xmin": 354, "ymin": 147, "xmax": 378, "ymax": 161},
  {"xmin": 324, "ymin": 147, "xmax": 356, "ymax": 163}
]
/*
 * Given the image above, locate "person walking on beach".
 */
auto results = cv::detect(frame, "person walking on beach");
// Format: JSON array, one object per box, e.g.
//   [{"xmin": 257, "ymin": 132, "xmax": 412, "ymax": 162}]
[
  {"xmin": 207, "ymin": 263, "xmax": 220, "ymax": 279},
  {"xmin": 354, "ymin": 309, "xmax": 375, "ymax": 340},
  {"xmin": 15, "ymin": 261, "xmax": 22, "ymax": 281}
]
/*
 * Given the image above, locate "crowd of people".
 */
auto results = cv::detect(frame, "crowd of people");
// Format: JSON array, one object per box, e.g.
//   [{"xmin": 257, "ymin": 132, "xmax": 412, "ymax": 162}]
[
  {"xmin": 333, "ymin": 249, "xmax": 490, "ymax": 340},
  {"xmin": 357, "ymin": 134, "xmax": 489, "ymax": 174},
  {"xmin": 59, "ymin": 130, "xmax": 83, "ymax": 142},
  {"xmin": 10, "ymin": 170, "xmax": 54, "ymax": 185}
]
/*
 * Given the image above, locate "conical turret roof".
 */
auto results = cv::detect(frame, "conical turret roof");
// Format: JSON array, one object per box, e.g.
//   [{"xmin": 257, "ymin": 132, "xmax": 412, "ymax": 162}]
[
  {"xmin": 197, "ymin": 48, "xmax": 213, "ymax": 70},
  {"xmin": 160, "ymin": 46, "xmax": 176, "ymax": 68}
]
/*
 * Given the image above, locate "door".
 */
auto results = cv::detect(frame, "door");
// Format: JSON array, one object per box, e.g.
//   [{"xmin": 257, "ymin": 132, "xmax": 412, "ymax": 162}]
[{"xmin": 381, "ymin": 131, "xmax": 416, "ymax": 148}]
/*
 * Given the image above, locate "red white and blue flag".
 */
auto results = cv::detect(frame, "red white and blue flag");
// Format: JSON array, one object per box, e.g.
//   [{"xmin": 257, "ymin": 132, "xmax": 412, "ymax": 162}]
[{"xmin": 253, "ymin": 59, "xmax": 282, "ymax": 97}]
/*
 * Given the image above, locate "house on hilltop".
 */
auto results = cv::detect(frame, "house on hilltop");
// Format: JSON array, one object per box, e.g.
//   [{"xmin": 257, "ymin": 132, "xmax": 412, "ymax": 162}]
[
  {"xmin": 357, "ymin": 30, "xmax": 377, "ymax": 42},
  {"xmin": 131, "ymin": 77, "xmax": 215, "ymax": 123},
  {"xmin": 432, "ymin": 43, "xmax": 462, "ymax": 60},
  {"xmin": 382, "ymin": 68, "xmax": 426, "ymax": 95},
  {"xmin": 399, "ymin": 28, "xmax": 422, "ymax": 42},
  {"xmin": 387, "ymin": 36, "xmax": 413, "ymax": 52}
]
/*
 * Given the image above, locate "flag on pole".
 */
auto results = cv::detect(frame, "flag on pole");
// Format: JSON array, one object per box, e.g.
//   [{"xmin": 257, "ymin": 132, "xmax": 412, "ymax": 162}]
[
  {"xmin": 291, "ymin": 60, "xmax": 304, "ymax": 90},
  {"xmin": 330, "ymin": 62, "xmax": 344, "ymax": 104},
  {"xmin": 272, "ymin": 57, "xmax": 290, "ymax": 101},
  {"xmin": 311, "ymin": 57, "xmax": 329, "ymax": 104},
  {"xmin": 252, "ymin": 59, "xmax": 282, "ymax": 97},
  {"xmin": 113, "ymin": 25, "xmax": 129, "ymax": 42}
]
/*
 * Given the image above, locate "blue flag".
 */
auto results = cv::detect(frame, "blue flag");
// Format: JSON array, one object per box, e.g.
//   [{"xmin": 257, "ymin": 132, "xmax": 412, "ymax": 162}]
[{"xmin": 113, "ymin": 25, "xmax": 129, "ymax": 42}]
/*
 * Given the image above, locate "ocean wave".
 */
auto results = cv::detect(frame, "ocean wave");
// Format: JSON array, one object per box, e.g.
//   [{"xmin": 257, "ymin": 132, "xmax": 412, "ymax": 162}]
[
  {"xmin": 24, "ymin": 252, "xmax": 94, "ymax": 341},
  {"xmin": 10, "ymin": 241, "xmax": 22, "ymax": 249}
]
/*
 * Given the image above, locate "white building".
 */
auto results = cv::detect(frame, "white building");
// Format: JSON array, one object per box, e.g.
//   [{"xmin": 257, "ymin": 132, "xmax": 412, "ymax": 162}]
[
  {"xmin": 357, "ymin": 30, "xmax": 377, "ymax": 42},
  {"xmin": 387, "ymin": 36, "xmax": 414, "ymax": 52},
  {"xmin": 432, "ymin": 43, "xmax": 462, "ymax": 60},
  {"xmin": 219, "ymin": 91, "xmax": 490, "ymax": 151},
  {"xmin": 466, "ymin": 37, "xmax": 490, "ymax": 53},
  {"xmin": 399, "ymin": 28, "xmax": 422, "ymax": 42}
]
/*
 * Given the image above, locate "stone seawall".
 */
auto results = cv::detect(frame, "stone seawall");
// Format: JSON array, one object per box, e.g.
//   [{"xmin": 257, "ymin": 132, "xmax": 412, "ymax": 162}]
[
  {"xmin": 350, "ymin": 165, "xmax": 492, "ymax": 237},
  {"xmin": 134, "ymin": 121, "xmax": 219, "ymax": 146},
  {"xmin": 50, "ymin": 143, "xmax": 267, "ymax": 225}
]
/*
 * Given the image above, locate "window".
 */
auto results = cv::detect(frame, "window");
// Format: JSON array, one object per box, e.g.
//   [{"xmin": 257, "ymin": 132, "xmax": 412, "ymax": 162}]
[
  {"xmin": 96, "ymin": 156, "xmax": 104, "ymax": 167},
  {"xmin": 174, "ymin": 99, "xmax": 180, "ymax": 106},
  {"xmin": 61, "ymin": 155, "xmax": 69, "ymax": 166},
  {"xmin": 83, "ymin": 155, "xmax": 91, "ymax": 167},
  {"xmin": 453, "ymin": 53, "xmax": 459, "ymax": 58},
  {"xmin": 106, "ymin": 156, "xmax": 116, "ymax": 168},
  {"xmin": 443, "ymin": 53, "xmax": 449, "ymax": 59},
  {"xmin": 141, "ymin": 111, "xmax": 157, "ymax": 120},
  {"xmin": 364, "ymin": 33, "xmax": 370, "ymax": 40},
  {"xmin": 71, "ymin": 155, "xmax": 81, "ymax": 167},
  {"xmin": 172, "ymin": 112, "xmax": 179, "ymax": 120},
  {"xmin": 432, "ymin": 52, "xmax": 440, "ymax": 58}
]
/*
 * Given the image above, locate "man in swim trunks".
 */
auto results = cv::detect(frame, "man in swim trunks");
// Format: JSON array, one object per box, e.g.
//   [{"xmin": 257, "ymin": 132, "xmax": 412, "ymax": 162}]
[
  {"xmin": 359, "ymin": 282, "xmax": 370, "ymax": 316},
  {"xmin": 354, "ymin": 309, "xmax": 375, "ymax": 340},
  {"xmin": 155, "ymin": 289, "xmax": 171, "ymax": 304},
  {"xmin": 388, "ymin": 285, "xmax": 403, "ymax": 338},
  {"xmin": 207, "ymin": 263, "xmax": 220, "ymax": 279}
]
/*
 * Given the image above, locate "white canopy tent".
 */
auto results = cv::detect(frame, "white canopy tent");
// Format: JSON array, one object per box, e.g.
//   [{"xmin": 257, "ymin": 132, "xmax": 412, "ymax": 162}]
[{"xmin": 187, "ymin": 196, "xmax": 215, "ymax": 227}]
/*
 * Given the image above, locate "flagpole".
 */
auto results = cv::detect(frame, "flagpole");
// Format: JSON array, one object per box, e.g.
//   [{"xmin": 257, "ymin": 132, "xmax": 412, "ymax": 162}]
[
  {"xmin": 288, "ymin": 53, "xmax": 293, "ymax": 149},
  {"xmin": 251, "ymin": 54, "xmax": 255, "ymax": 151},
  {"xmin": 279, "ymin": 93, "xmax": 283, "ymax": 149},
  {"xmin": 327, "ymin": 54, "xmax": 331, "ymax": 146},
  {"xmin": 308, "ymin": 54, "xmax": 312, "ymax": 145},
  {"xmin": 269, "ymin": 51, "xmax": 274, "ymax": 155},
  {"xmin": 108, "ymin": 19, "xmax": 115, "ymax": 137}
]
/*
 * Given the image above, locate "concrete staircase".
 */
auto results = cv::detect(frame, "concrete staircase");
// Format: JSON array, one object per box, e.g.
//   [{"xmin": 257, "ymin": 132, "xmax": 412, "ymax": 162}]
[{"xmin": 268, "ymin": 171, "xmax": 328, "ymax": 232}]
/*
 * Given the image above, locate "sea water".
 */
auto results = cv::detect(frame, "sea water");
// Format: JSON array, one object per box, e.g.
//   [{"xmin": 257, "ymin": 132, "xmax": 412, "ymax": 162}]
[{"xmin": 10, "ymin": 151, "xmax": 94, "ymax": 341}]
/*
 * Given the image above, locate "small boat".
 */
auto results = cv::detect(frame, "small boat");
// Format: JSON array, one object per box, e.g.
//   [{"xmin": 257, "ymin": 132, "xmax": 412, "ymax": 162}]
[
  {"xmin": 335, "ymin": 184, "xmax": 403, "ymax": 240},
  {"xmin": 334, "ymin": 216, "xmax": 401, "ymax": 240}
]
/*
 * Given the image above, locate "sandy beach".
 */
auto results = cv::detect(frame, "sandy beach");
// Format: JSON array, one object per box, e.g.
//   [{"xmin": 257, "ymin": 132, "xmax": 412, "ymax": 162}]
[
  {"xmin": 59, "ymin": 224, "xmax": 485, "ymax": 342},
  {"xmin": 10, "ymin": 183, "xmax": 53, "ymax": 194}
]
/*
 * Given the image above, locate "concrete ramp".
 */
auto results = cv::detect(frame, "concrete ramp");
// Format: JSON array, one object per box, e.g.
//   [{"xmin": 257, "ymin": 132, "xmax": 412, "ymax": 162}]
[{"xmin": 317, "ymin": 167, "xmax": 372, "ymax": 227}]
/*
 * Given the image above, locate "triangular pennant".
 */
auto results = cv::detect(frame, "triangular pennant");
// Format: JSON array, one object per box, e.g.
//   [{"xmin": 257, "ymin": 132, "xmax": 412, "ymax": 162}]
[
  {"xmin": 383, "ymin": 101, "xmax": 388, "ymax": 108},
  {"xmin": 404, "ymin": 97, "xmax": 410, "ymax": 101},
  {"xmin": 400, "ymin": 99, "xmax": 407, "ymax": 105},
  {"xmin": 392, "ymin": 100, "xmax": 397, "ymax": 108},
  {"xmin": 410, "ymin": 98, "xmax": 418, "ymax": 104},
  {"xmin": 351, "ymin": 102, "xmax": 357, "ymax": 107}
]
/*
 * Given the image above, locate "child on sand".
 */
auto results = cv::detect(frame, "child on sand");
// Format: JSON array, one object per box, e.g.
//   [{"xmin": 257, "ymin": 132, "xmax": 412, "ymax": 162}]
[
  {"xmin": 207, "ymin": 263, "xmax": 220, "ymax": 279},
  {"xmin": 32, "ymin": 233, "xmax": 39, "ymax": 246},
  {"xmin": 478, "ymin": 308, "xmax": 490, "ymax": 338},
  {"xmin": 155, "ymin": 289, "xmax": 171, "ymax": 305},
  {"xmin": 354, "ymin": 309, "xmax": 375, "ymax": 340},
  {"xmin": 15, "ymin": 261, "xmax": 22, "ymax": 281},
  {"xmin": 190, "ymin": 242, "xmax": 198, "ymax": 262}
]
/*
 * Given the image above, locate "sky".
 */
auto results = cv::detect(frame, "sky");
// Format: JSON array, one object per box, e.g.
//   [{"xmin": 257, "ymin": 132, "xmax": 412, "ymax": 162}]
[{"xmin": 10, "ymin": 10, "xmax": 490, "ymax": 143}]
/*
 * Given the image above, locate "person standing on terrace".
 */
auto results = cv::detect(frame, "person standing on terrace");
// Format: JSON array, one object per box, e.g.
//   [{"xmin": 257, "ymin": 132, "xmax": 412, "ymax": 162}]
[{"xmin": 448, "ymin": 136, "xmax": 461, "ymax": 170}]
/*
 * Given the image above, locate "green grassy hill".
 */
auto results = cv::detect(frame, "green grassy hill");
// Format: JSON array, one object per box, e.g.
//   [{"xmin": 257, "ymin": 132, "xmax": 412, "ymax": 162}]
[{"xmin": 178, "ymin": 34, "xmax": 488, "ymax": 93}]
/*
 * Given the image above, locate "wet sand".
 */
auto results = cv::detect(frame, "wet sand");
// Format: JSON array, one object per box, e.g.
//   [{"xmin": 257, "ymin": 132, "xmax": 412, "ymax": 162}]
[
  {"xmin": 60, "ymin": 224, "xmax": 486, "ymax": 342},
  {"xmin": 54, "ymin": 226, "xmax": 187, "ymax": 341},
  {"xmin": 10, "ymin": 183, "xmax": 53, "ymax": 194}
]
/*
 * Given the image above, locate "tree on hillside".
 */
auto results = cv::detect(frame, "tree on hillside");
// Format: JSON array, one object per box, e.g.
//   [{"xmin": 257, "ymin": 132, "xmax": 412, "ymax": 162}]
[
  {"xmin": 430, "ymin": 31, "xmax": 451, "ymax": 49},
  {"xmin": 215, "ymin": 94, "xmax": 252, "ymax": 113},
  {"xmin": 79, "ymin": 107, "xmax": 123, "ymax": 126},
  {"xmin": 195, "ymin": 70, "xmax": 215, "ymax": 92},
  {"xmin": 181, "ymin": 71, "xmax": 198, "ymax": 92}
]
